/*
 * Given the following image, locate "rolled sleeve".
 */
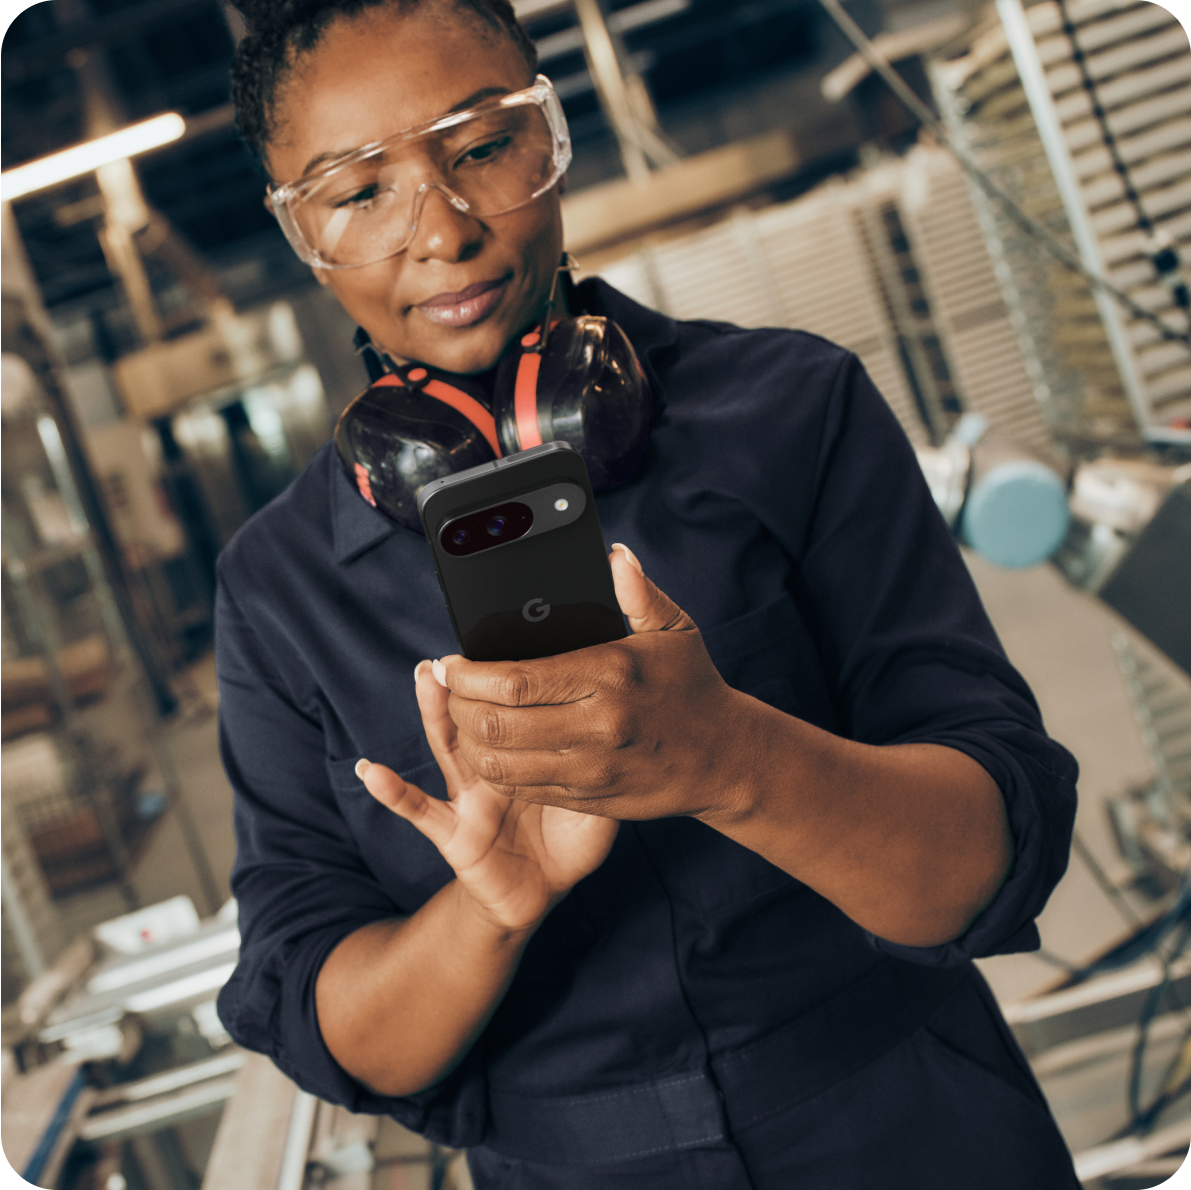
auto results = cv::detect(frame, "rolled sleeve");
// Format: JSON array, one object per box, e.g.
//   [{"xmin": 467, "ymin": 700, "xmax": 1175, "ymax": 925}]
[
  {"xmin": 867, "ymin": 720, "xmax": 1079, "ymax": 965},
  {"xmin": 782, "ymin": 352, "xmax": 1078, "ymax": 964},
  {"xmin": 213, "ymin": 569, "xmax": 485, "ymax": 1140}
]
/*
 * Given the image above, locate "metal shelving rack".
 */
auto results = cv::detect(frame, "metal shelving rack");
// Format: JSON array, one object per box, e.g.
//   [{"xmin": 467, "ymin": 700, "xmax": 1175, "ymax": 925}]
[
  {"xmin": 929, "ymin": 0, "xmax": 1191, "ymax": 452},
  {"xmin": 2, "ymin": 210, "xmax": 220, "ymax": 1001}
]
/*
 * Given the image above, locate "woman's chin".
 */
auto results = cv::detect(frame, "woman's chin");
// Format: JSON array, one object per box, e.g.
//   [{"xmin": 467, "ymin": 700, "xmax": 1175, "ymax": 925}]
[{"xmin": 400, "ymin": 317, "xmax": 520, "ymax": 376}]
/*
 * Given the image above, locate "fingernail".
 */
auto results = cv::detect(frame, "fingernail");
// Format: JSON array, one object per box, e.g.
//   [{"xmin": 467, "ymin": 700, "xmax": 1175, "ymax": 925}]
[
  {"xmin": 414, "ymin": 659, "xmax": 431, "ymax": 683},
  {"xmin": 612, "ymin": 542, "xmax": 643, "ymax": 575},
  {"xmin": 355, "ymin": 758, "xmax": 371, "ymax": 779},
  {"xmin": 431, "ymin": 659, "xmax": 448, "ymax": 687}
]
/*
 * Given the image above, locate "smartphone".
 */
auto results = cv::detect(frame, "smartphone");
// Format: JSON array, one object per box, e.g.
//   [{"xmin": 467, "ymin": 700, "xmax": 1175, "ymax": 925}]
[{"xmin": 418, "ymin": 442, "xmax": 628, "ymax": 662}]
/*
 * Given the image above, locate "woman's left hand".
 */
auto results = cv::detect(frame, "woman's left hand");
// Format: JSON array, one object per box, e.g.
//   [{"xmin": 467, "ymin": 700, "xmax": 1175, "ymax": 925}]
[{"xmin": 430, "ymin": 544, "xmax": 752, "ymax": 822}]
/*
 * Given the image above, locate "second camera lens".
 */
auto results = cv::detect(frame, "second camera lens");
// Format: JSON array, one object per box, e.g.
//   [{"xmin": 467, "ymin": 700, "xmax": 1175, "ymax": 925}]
[{"xmin": 486, "ymin": 515, "xmax": 509, "ymax": 537}]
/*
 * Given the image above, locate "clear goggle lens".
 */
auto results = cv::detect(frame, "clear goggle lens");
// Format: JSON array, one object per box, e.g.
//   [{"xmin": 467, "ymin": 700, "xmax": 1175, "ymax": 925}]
[{"xmin": 272, "ymin": 81, "xmax": 569, "ymax": 269}]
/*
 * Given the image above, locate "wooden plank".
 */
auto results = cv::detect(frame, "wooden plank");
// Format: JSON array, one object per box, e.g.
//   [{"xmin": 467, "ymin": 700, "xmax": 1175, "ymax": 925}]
[
  {"xmin": 199, "ymin": 1051, "xmax": 298, "ymax": 1190},
  {"xmin": 561, "ymin": 130, "xmax": 799, "ymax": 255}
]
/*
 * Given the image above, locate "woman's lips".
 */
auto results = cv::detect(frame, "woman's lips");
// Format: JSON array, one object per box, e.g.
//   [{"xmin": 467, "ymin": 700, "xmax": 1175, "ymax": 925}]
[{"xmin": 415, "ymin": 278, "xmax": 508, "ymax": 327}]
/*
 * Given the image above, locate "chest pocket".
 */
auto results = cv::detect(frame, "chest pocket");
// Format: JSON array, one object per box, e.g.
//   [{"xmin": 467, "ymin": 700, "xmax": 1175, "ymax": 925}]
[
  {"xmin": 700, "ymin": 590, "xmax": 836, "ymax": 731},
  {"xmin": 663, "ymin": 591, "xmax": 839, "ymax": 915},
  {"xmin": 326, "ymin": 736, "xmax": 454, "ymax": 911}
]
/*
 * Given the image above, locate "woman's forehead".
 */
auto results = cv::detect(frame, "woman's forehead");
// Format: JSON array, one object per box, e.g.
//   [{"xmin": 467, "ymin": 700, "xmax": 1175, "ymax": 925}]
[{"xmin": 268, "ymin": 4, "xmax": 530, "ymax": 179}]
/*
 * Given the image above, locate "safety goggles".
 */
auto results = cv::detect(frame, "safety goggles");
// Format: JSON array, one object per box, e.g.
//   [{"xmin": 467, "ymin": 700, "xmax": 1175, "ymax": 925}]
[{"xmin": 266, "ymin": 75, "xmax": 572, "ymax": 270}]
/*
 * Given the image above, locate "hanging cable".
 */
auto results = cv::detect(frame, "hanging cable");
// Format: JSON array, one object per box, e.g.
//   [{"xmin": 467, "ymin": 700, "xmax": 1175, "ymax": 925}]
[
  {"xmin": 1056, "ymin": 0, "xmax": 1190, "ymax": 313},
  {"xmin": 1127, "ymin": 919, "xmax": 1191, "ymax": 1132},
  {"xmin": 1036, "ymin": 880, "xmax": 1191, "ymax": 990},
  {"xmin": 1073, "ymin": 828, "xmax": 1145, "ymax": 929},
  {"xmin": 814, "ymin": 0, "xmax": 1191, "ymax": 349},
  {"xmin": 1034, "ymin": 833, "xmax": 1144, "ymax": 972},
  {"xmin": 1133, "ymin": 1022, "xmax": 1191, "ymax": 1133}
]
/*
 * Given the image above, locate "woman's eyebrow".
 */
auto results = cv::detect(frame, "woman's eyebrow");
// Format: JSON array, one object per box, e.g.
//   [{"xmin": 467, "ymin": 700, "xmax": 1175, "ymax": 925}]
[{"xmin": 299, "ymin": 86, "xmax": 512, "ymax": 177}]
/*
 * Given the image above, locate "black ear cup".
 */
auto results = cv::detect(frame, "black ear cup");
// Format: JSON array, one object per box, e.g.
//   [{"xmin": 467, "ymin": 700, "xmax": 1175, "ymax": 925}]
[
  {"xmin": 335, "ymin": 316, "xmax": 651, "ymax": 533},
  {"xmin": 334, "ymin": 372, "xmax": 498, "ymax": 532},
  {"xmin": 493, "ymin": 316, "xmax": 651, "ymax": 491}
]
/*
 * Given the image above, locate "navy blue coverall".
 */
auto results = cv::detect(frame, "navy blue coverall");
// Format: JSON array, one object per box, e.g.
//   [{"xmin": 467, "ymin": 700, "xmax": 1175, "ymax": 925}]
[{"xmin": 215, "ymin": 278, "xmax": 1082, "ymax": 1188}]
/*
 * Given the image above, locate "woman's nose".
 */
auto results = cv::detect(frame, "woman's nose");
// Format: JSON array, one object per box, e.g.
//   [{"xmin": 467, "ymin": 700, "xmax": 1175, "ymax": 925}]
[{"xmin": 406, "ymin": 183, "xmax": 483, "ymax": 263}]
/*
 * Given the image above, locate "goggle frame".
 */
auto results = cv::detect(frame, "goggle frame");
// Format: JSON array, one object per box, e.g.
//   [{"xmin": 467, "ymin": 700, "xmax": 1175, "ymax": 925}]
[{"xmin": 266, "ymin": 75, "xmax": 572, "ymax": 270}]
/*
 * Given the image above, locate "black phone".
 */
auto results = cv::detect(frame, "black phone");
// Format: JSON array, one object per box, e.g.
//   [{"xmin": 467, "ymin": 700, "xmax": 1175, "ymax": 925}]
[{"xmin": 418, "ymin": 442, "xmax": 628, "ymax": 662}]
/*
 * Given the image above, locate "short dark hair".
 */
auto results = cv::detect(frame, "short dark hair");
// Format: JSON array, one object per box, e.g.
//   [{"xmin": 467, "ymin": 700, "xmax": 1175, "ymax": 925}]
[{"xmin": 230, "ymin": 0, "xmax": 540, "ymax": 168}]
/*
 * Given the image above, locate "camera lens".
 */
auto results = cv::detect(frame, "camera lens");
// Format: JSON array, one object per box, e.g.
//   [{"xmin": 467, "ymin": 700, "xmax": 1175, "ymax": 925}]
[
  {"xmin": 486, "ymin": 515, "xmax": 509, "ymax": 537},
  {"xmin": 450, "ymin": 527, "xmax": 470, "ymax": 546}
]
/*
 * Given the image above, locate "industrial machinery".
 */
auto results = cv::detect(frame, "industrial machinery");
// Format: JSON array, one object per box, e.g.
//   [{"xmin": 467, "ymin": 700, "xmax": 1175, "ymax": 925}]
[
  {"xmin": 932, "ymin": 0, "xmax": 1191, "ymax": 449},
  {"xmin": 1, "ymin": 895, "xmax": 471, "ymax": 1190}
]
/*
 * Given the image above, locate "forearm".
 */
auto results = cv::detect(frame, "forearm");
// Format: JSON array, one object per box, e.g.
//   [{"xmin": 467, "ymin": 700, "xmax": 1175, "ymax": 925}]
[
  {"xmin": 315, "ymin": 878, "xmax": 536, "ymax": 1096},
  {"xmin": 701, "ymin": 692, "xmax": 1013, "ymax": 948}
]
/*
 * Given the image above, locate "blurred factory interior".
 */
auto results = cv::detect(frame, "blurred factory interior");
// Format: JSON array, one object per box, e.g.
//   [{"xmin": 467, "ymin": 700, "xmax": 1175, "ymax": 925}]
[{"xmin": 1, "ymin": 0, "xmax": 1190, "ymax": 1185}]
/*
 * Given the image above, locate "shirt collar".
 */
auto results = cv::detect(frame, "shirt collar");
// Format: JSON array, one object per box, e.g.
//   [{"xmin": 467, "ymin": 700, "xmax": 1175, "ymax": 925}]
[{"xmin": 329, "ymin": 443, "xmax": 401, "ymax": 565}]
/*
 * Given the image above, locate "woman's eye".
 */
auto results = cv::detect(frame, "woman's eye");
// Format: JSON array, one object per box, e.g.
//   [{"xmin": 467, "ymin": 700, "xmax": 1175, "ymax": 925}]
[
  {"xmin": 459, "ymin": 135, "xmax": 513, "ymax": 165},
  {"xmin": 331, "ymin": 183, "xmax": 380, "ymax": 209}
]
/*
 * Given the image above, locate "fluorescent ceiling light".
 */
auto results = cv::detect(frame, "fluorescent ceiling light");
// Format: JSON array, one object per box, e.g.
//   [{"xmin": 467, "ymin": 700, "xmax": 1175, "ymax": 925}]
[{"xmin": 1, "ymin": 113, "xmax": 186, "ymax": 202}]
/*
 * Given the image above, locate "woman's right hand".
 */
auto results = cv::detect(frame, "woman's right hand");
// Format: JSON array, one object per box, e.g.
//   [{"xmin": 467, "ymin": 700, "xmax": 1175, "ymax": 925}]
[{"xmin": 357, "ymin": 659, "xmax": 618, "ymax": 933}]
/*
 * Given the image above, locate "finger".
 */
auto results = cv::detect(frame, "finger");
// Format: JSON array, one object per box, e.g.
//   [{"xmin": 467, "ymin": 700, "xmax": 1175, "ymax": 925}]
[
  {"xmin": 356, "ymin": 758, "xmax": 458, "ymax": 850},
  {"xmin": 438, "ymin": 650, "xmax": 602, "ymax": 710},
  {"xmin": 414, "ymin": 659, "xmax": 482, "ymax": 794},
  {"xmin": 453, "ymin": 727, "xmax": 602, "ymax": 793},
  {"xmin": 449, "ymin": 693, "xmax": 586, "ymax": 754},
  {"xmin": 609, "ymin": 544, "xmax": 696, "ymax": 635}
]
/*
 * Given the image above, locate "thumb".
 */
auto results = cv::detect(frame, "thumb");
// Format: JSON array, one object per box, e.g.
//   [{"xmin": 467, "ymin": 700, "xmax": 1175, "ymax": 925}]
[
  {"xmin": 356, "ymin": 758, "xmax": 457, "ymax": 851},
  {"xmin": 609, "ymin": 544, "xmax": 696, "ymax": 635}
]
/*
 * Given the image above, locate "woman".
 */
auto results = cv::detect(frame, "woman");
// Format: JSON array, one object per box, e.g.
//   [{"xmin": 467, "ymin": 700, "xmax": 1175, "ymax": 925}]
[{"xmin": 216, "ymin": 1, "xmax": 1082, "ymax": 1185}]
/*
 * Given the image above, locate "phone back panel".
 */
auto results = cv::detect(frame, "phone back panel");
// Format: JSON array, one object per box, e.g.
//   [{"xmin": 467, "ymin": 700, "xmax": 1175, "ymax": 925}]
[{"xmin": 419, "ymin": 444, "xmax": 627, "ymax": 662}]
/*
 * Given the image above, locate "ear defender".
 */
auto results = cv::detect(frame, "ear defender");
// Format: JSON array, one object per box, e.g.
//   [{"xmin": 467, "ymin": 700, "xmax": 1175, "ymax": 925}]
[
  {"xmin": 334, "ymin": 308, "xmax": 651, "ymax": 533},
  {"xmin": 493, "ymin": 315, "xmax": 650, "ymax": 492},
  {"xmin": 334, "ymin": 365, "xmax": 502, "ymax": 530}
]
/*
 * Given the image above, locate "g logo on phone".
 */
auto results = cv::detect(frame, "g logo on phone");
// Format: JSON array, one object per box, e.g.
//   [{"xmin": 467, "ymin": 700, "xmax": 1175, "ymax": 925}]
[{"xmin": 522, "ymin": 597, "xmax": 551, "ymax": 622}]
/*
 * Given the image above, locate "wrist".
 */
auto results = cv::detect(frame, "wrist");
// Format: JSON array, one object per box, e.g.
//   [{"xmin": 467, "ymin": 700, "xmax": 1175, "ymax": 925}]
[
  {"xmin": 694, "ymin": 687, "xmax": 773, "ymax": 830},
  {"xmin": 450, "ymin": 878, "xmax": 548, "ymax": 946}
]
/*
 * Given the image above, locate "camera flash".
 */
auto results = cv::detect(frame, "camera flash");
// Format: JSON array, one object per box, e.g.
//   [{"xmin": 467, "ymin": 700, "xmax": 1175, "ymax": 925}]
[{"xmin": 554, "ymin": 498, "xmax": 569, "ymax": 511}]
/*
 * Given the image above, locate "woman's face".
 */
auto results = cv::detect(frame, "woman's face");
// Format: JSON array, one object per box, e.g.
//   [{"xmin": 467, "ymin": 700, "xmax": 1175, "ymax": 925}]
[{"xmin": 265, "ymin": 3, "xmax": 564, "ymax": 375}]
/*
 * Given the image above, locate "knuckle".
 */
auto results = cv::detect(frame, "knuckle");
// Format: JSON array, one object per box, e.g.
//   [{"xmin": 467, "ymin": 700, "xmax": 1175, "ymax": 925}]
[
  {"xmin": 601, "ymin": 704, "xmax": 636, "ymax": 750},
  {"xmin": 604, "ymin": 645, "xmax": 642, "ymax": 693},
  {"xmin": 493, "ymin": 666, "xmax": 534, "ymax": 707},
  {"xmin": 476, "ymin": 705, "xmax": 507, "ymax": 746},
  {"xmin": 473, "ymin": 747, "xmax": 507, "ymax": 784},
  {"xmin": 590, "ymin": 700, "xmax": 638, "ymax": 748},
  {"xmin": 589, "ymin": 756, "xmax": 622, "ymax": 791}
]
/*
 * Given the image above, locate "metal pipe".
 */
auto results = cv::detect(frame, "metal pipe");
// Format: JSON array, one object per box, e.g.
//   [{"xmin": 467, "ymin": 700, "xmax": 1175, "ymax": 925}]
[
  {"xmin": 2, "ymin": 203, "xmax": 178, "ymax": 714},
  {"xmin": 80, "ymin": 1077, "xmax": 239, "ymax": 1142},
  {"xmin": 995, "ymin": 0, "xmax": 1154, "ymax": 443},
  {"xmin": 91, "ymin": 1052, "xmax": 246, "ymax": 1109},
  {"xmin": 573, "ymin": 0, "xmax": 652, "ymax": 184},
  {"xmin": 276, "ymin": 1091, "xmax": 318, "ymax": 1190},
  {"xmin": 1, "ymin": 849, "xmax": 49, "ymax": 979}
]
